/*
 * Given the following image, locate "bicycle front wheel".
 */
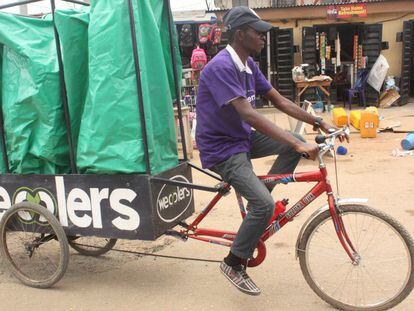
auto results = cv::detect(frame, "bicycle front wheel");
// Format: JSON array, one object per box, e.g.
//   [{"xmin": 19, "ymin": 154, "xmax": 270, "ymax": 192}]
[{"xmin": 298, "ymin": 204, "xmax": 414, "ymax": 311}]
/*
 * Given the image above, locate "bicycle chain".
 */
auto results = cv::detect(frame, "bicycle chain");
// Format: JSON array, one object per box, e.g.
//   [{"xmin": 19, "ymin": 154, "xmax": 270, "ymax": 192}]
[{"xmin": 70, "ymin": 242, "xmax": 221, "ymax": 263}]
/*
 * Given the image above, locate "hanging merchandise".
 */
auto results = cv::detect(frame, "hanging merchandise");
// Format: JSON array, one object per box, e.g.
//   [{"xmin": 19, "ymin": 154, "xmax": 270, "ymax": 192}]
[
  {"xmin": 326, "ymin": 45, "xmax": 331, "ymax": 60},
  {"xmin": 335, "ymin": 33, "xmax": 341, "ymax": 67},
  {"xmin": 190, "ymin": 46, "xmax": 207, "ymax": 70},
  {"xmin": 353, "ymin": 35, "xmax": 359, "ymax": 84},
  {"xmin": 319, "ymin": 32, "xmax": 327, "ymax": 74},
  {"xmin": 316, "ymin": 32, "xmax": 320, "ymax": 50},
  {"xmin": 209, "ymin": 24, "xmax": 222, "ymax": 45},
  {"xmin": 353, "ymin": 35, "xmax": 358, "ymax": 60},
  {"xmin": 320, "ymin": 32, "xmax": 326, "ymax": 59},
  {"xmin": 332, "ymin": 58, "xmax": 337, "ymax": 74},
  {"xmin": 321, "ymin": 58, "xmax": 326, "ymax": 75},
  {"xmin": 180, "ymin": 24, "xmax": 195, "ymax": 48},
  {"xmin": 198, "ymin": 23, "xmax": 211, "ymax": 45},
  {"xmin": 358, "ymin": 45, "xmax": 364, "ymax": 69}
]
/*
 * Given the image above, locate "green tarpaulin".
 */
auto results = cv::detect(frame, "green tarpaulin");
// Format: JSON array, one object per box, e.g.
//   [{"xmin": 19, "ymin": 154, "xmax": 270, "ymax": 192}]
[
  {"xmin": 54, "ymin": 8, "xmax": 90, "ymax": 152},
  {"xmin": 0, "ymin": 0, "xmax": 181, "ymax": 175},
  {"xmin": 0, "ymin": 14, "xmax": 69, "ymax": 174},
  {"xmin": 76, "ymin": 0, "xmax": 179, "ymax": 174},
  {"xmin": 0, "ymin": 45, "xmax": 5, "ymax": 174}
]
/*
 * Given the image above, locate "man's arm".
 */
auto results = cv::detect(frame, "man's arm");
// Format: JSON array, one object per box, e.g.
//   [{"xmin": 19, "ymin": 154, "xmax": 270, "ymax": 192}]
[
  {"xmin": 231, "ymin": 97, "xmax": 319, "ymax": 160},
  {"xmin": 263, "ymin": 88, "xmax": 332, "ymax": 132}
]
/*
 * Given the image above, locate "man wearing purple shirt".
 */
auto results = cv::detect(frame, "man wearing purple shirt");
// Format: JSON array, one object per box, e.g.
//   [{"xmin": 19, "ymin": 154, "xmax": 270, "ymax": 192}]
[{"xmin": 196, "ymin": 7, "xmax": 336, "ymax": 295}]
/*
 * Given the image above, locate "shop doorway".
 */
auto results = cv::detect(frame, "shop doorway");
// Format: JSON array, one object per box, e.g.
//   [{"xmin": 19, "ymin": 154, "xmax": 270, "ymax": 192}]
[
  {"xmin": 302, "ymin": 23, "xmax": 383, "ymax": 106},
  {"xmin": 253, "ymin": 27, "xmax": 295, "ymax": 108},
  {"xmin": 269, "ymin": 27, "xmax": 295, "ymax": 102}
]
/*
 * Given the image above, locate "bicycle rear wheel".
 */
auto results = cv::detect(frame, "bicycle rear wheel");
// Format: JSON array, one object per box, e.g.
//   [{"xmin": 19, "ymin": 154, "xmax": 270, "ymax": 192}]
[
  {"xmin": 298, "ymin": 204, "xmax": 414, "ymax": 311},
  {"xmin": 0, "ymin": 202, "xmax": 69, "ymax": 288}
]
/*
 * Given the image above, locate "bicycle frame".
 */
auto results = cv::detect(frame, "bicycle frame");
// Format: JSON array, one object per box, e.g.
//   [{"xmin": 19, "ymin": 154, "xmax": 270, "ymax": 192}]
[{"xmin": 180, "ymin": 164, "xmax": 359, "ymax": 265}]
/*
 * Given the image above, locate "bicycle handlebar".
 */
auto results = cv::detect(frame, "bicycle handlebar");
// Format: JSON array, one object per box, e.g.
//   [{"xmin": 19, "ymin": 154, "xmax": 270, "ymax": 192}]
[
  {"xmin": 301, "ymin": 127, "xmax": 349, "ymax": 159},
  {"xmin": 316, "ymin": 126, "xmax": 350, "ymax": 155}
]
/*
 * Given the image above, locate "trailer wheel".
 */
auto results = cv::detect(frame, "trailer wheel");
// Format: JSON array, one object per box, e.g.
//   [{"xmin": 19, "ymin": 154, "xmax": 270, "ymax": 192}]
[
  {"xmin": 0, "ymin": 202, "xmax": 69, "ymax": 288},
  {"xmin": 68, "ymin": 237, "xmax": 117, "ymax": 256}
]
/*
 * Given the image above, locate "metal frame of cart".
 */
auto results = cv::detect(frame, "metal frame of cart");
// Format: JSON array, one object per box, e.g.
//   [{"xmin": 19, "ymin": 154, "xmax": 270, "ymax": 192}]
[{"xmin": 0, "ymin": 0, "xmax": 224, "ymax": 288}]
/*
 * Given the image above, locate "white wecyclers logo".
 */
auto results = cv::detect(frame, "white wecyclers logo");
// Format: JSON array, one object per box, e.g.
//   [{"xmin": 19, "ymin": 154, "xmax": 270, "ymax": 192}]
[
  {"xmin": 156, "ymin": 175, "xmax": 192, "ymax": 223},
  {"xmin": 0, "ymin": 177, "xmax": 140, "ymax": 231}
]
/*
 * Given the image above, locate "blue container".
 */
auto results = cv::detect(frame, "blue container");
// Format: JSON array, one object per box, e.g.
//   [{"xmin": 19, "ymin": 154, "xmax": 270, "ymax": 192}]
[
  {"xmin": 337, "ymin": 146, "xmax": 348, "ymax": 155},
  {"xmin": 401, "ymin": 133, "xmax": 414, "ymax": 151}
]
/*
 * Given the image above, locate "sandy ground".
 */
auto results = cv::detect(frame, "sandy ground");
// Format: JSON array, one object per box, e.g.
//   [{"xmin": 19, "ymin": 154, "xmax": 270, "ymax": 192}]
[{"xmin": 0, "ymin": 103, "xmax": 413, "ymax": 311}]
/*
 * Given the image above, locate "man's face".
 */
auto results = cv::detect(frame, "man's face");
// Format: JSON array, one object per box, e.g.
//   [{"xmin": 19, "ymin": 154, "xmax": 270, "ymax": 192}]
[{"xmin": 241, "ymin": 27, "xmax": 266, "ymax": 54}]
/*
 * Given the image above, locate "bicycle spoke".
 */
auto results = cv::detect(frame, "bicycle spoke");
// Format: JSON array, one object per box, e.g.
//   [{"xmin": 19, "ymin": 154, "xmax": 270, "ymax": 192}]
[{"xmin": 363, "ymin": 256, "xmax": 408, "ymax": 264}]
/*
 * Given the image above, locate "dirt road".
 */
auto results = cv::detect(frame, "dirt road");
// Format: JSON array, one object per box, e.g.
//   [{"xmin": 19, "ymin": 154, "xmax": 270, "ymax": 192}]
[{"xmin": 0, "ymin": 104, "xmax": 413, "ymax": 310}]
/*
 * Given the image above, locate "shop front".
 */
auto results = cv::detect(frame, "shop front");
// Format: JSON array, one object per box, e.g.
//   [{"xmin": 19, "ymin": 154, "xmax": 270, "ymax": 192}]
[{"xmin": 212, "ymin": 0, "xmax": 414, "ymax": 106}]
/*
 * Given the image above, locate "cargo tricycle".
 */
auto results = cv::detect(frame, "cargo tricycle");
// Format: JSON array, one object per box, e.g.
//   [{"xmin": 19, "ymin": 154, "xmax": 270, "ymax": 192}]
[{"xmin": 0, "ymin": 2, "xmax": 413, "ymax": 311}]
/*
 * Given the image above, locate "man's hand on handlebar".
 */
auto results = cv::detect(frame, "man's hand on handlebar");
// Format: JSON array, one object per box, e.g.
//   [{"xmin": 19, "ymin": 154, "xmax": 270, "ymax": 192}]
[
  {"xmin": 319, "ymin": 121, "xmax": 350, "ymax": 143},
  {"xmin": 295, "ymin": 142, "xmax": 319, "ymax": 161}
]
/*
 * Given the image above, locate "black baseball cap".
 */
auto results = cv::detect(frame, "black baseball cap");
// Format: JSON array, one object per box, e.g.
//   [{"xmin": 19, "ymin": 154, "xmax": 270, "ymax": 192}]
[{"xmin": 223, "ymin": 6, "xmax": 272, "ymax": 33}]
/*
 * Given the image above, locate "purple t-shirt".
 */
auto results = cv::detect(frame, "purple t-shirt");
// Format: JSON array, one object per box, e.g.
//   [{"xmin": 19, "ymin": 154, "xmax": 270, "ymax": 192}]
[{"xmin": 195, "ymin": 49, "xmax": 272, "ymax": 169}]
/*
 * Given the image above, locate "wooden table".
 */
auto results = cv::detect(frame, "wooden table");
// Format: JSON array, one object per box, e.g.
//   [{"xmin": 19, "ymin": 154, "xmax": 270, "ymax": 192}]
[{"xmin": 295, "ymin": 79, "xmax": 332, "ymax": 109}]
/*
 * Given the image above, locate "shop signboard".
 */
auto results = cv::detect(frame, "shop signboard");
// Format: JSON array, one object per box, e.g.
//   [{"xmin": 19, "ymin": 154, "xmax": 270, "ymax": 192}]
[{"xmin": 327, "ymin": 4, "xmax": 368, "ymax": 19}]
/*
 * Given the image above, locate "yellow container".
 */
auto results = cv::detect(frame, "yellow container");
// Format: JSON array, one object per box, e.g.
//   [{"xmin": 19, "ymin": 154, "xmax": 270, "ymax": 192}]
[
  {"xmin": 332, "ymin": 108, "xmax": 348, "ymax": 127},
  {"xmin": 350, "ymin": 110, "xmax": 362, "ymax": 130},
  {"xmin": 365, "ymin": 106, "xmax": 378, "ymax": 115},
  {"xmin": 360, "ymin": 111, "xmax": 379, "ymax": 138}
]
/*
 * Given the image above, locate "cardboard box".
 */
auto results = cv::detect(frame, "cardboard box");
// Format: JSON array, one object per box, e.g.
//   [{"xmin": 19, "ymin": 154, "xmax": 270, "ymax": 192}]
[{"xmin": 380, "ymin": 89, "xmax": 400, "ymax": 108}]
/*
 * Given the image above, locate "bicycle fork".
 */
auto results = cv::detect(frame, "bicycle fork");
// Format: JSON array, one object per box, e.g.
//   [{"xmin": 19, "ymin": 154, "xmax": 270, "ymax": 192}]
[{"xmin": 328, "ymin": 195, "xmax": 359, "ymax": 265}]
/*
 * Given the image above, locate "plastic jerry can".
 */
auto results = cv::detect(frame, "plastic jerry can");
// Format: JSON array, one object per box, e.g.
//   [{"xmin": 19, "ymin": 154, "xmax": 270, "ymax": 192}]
[
  {"xmin": 360, "ymin": 111, "xmax": 379, "ymax": 138},
  {"xmin": 350, "ymin": 110, "xmax": 362, "ymax": 130},
  {"xmin": 332, "ymin": 107, "xmax": 348, "ymax": 127},
  {"xmin": 365, "ymin": 106, "xmax": 378, "ymax": 115}
]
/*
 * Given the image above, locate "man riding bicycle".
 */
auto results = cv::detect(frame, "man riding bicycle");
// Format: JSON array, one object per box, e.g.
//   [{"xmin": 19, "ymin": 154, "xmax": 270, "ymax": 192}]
[{"xmin": 195, "ymin": 6, "xmax": 338, "ymax": 295}]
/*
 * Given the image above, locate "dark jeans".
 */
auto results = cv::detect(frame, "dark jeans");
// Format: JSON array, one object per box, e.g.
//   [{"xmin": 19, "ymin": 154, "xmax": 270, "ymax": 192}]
[{"xmin": 211, "ymin": 131, "xmax": 305, "ymax": 259}]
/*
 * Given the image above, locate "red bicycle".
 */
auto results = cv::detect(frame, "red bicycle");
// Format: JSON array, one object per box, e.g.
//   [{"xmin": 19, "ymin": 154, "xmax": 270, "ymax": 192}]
[{"xmin": 172, "ymin": 127, "xmax": 414, "ymax": 311}]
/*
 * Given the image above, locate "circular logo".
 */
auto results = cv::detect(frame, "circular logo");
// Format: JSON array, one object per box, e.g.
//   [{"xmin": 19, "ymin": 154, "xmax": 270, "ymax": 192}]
[{"xmin": 156, "ymin": 175, "xmax": 193, "ymax": 223}]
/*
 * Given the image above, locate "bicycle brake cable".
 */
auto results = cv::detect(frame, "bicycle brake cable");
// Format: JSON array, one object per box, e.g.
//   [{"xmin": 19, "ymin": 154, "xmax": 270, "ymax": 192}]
[{"xmin": 333, "ymin": 147, "xmax": 340, "ymax": 198}]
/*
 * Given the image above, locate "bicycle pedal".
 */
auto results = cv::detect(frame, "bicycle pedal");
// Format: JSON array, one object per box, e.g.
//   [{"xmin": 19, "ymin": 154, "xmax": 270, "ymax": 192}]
[{"xmin": 165, "ymin": 230, "xmax": 188, "ymax": 241}]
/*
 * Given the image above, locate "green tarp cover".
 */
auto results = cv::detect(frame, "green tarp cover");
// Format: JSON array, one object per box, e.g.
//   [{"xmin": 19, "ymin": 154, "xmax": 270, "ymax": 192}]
[
  {"xmin": 0, "ymin": 14, "xmax": 69, "ymax": 174},
  {"xmin": 76, "ymin": 0, "xmax": 179, "ymax": 174},
  {"xmin": 0, "ymin": 0, "xmax": 181, "ymax": 175},
  {"xmin": 0, "ymin": 46, "xmax": 5, "ymax": 173},
  {"xmin": 54, "ymin": 8, "xmax": 90, "ymax": 152}
]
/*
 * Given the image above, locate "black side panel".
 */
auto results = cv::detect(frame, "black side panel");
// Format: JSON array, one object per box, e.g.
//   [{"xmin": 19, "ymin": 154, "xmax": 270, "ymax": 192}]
[
  {"xmin": 269, "ymin": 28, "xmax": 278, "ymax": 88},
  {"xmin": 302, "ymin": 27, "xmax": 317, "ymax": 102},
  {"xmin": 363, "ymin": 24, "xmax": 383, "ymax": 105},
  {"xmin": 302, "ymin": 27, "xmax": 317, "ymax": 76},
  {"xmin": 410, "ymin": 20, "xmax": 414, "ymax": 97},
  {"xmin": 275, "ymin": 28, "xmax": 295, "ymax": 101},
  {"xmin": 400, "ymin": 21, "xmax": 414, "ymax": 106}
]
